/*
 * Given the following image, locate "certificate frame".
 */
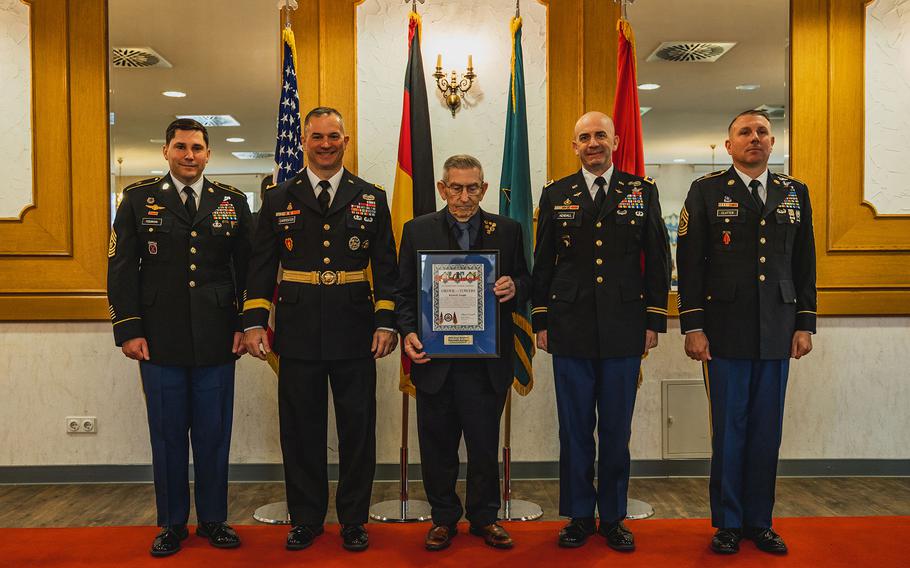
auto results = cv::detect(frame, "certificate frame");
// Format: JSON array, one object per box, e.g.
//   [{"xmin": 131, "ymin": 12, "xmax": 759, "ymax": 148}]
[{"xmin": 417, "ymin": 250, "xmax": 500, "ymax": 358}]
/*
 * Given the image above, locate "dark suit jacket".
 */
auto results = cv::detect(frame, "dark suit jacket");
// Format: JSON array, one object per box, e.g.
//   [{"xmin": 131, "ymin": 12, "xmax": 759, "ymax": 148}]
[
  {"xmin": 676, "ymin": 167, "xmax": 817, "ymax": 359},
  {"xmin": 532, "ymin": 169, "xmax": 671, "ymax": 358},
  {"xmin": 395, "ymin": 209, "xmax": 531, "ymax": 395},
  {"xmin": 107, "ymin": 174, "xmax": 253, "ymax": 366},
  {"xmin": 242, "ymin": 168, "xmax": 398, "ymax": 360}
]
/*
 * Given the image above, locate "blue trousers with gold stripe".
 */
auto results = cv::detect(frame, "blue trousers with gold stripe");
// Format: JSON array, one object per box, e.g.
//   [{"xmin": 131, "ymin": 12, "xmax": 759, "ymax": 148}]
[
  {"xmin": 704, "ymin": 358, "xmax": 789, "ymax": 530},
  {"xmin": 553, "ymin": 355, "xmax": 640, "ymax": 522},
  {"xmin": 140, "ymin": 361, "xmax": 235, "ymax": 527}
]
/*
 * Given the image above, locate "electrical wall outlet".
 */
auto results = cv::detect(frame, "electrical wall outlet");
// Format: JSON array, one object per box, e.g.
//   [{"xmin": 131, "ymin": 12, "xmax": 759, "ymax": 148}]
[{"xmin": 65, "ymin": 416, "xmax": 97, "ymax": 434}]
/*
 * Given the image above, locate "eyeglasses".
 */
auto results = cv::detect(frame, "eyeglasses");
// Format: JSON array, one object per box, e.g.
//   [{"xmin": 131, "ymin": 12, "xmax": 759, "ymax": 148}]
[{"xmin": 444, "ymin": 183, "xmax": 483, "ymax": 196}]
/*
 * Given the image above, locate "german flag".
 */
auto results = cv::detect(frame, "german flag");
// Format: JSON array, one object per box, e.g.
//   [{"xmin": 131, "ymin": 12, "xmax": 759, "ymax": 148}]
[{"xmin": 391, "ymin": 10, "xmax": 435, "ymax": 396}]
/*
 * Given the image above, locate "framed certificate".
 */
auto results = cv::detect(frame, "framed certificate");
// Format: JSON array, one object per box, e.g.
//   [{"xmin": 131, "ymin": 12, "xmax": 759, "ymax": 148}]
[{"xmin": 417, "ymin": 250, "xmax": 500, "ymax": 358}]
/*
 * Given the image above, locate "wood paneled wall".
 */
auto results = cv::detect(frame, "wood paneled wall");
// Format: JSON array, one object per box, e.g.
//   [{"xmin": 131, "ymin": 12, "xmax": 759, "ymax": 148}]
[{"xmin": 0, "ymin": 0, "xmax": 906, "ymax": 319}]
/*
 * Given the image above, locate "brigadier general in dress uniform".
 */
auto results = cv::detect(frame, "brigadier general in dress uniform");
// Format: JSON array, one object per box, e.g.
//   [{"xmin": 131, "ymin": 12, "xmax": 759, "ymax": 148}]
[
  {"xmin": 676, "ymin": 109, "xmax": 816, "ymax": 555},
  {"xmin": 241, "ymin": 107, "xmax": 398, "ymax": 553},
  {"xmin": 107, "ymin": 118, "xmax": 252, "ymax": 557},
  {"xmin": 532, "ymin": 111, "xmax": 670, "ymax": 551},
  {"xmin": 396, "ymin": 154, "xmax": 530, "ymax": 551}
]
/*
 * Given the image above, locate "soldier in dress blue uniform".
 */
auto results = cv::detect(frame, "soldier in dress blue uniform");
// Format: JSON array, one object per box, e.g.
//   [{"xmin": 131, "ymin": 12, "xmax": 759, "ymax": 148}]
[
  {"xmin": 532, "ymin": 111, "xmax": 671, "ymax": 551},
  {"xmin": 107, "ymin": 118, "xmax": 252, "ymax": 557},
  {"xmin": 242, "ymin": 107, "xmax": 398, "ymax": 553},
  {"xmin": 676, "ymin": 109, "xmax": 817, "ymax": 555}
]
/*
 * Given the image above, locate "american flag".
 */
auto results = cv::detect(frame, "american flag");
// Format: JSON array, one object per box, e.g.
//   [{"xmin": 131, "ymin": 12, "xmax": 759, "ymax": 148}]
[{"xmin": 275, "ymin": 27, "xmax": 302, "ymax": 183}]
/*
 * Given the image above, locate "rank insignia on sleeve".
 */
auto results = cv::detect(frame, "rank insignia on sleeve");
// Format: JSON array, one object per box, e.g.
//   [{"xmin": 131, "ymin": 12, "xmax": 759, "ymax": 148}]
[
  {"xmin": 349, "ymin": 236, "xmax": 361, "ymax": 250},
  {"xmin": 108, "ymin": 230, "xmax": 117, "ymax": 258},
  {"xmin": 148, "ymin": 241, "xmax": 158, "ymax": 255},
  {"xmin": 484, "ymin": 220, "xmax": 497, "ymax": 235},
  {"xmin": 678, "ymin": 207, "xmax": 689, "ymax": 236},
  {"xmin": 721, "ymin": 231, "xmax": 731, "ymax": 246},
  {"xmin": 285, "ymin": 237, "xmax": 294, "ymax": 252}
]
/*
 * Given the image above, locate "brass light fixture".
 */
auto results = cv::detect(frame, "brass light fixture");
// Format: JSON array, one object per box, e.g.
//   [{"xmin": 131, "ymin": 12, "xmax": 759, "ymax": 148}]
[{"xmin": 433, "ymin": 54, "xmax": 477, "ymax": 117}]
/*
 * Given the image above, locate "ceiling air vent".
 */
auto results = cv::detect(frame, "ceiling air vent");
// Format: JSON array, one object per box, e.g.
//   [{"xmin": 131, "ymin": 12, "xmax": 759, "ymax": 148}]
[
  {"xmin": 754, "ymin": 104, "xmax": 786, "ymax": 120},
  {"xmin": 112, "ymin": 47, "xmax": 173, "ymax": 69},
  {"xmin": 646, "ymin": 42, "xmax": 736, "ymax": 63}
]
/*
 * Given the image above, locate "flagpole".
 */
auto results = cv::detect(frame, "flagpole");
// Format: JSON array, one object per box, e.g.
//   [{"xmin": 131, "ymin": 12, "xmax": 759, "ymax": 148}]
[{"xmin": 498, "ymin": 389, "xmax": 543, "ymax": 521}]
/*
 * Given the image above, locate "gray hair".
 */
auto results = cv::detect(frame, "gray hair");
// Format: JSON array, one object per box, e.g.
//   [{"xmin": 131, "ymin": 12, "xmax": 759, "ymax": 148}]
[{"xmin": 441, "ymin": 154, "xmax": 484, "ymax": 182}]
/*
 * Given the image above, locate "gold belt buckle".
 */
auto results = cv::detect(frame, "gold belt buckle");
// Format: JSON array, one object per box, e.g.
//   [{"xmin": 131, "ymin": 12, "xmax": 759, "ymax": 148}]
[{"xmin": 319, "ymin": 270, "xmax": 338, "ymax": 285}]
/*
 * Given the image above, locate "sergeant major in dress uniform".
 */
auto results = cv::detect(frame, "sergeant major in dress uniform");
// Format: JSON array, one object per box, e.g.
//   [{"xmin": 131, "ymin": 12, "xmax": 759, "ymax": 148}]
[
  {"xmin": 107, "ymin": 118, "xmax": 252, "ymax": 557},
  {"xmin": 241, "ymin": 107, "xmax": 398, "ymax": 553},
  {"xmin": 532, "ymin": 111, "xmax": 671, "ymax": 551},
  {"xmin": 676, "ymin": 109, "xmax": 816, "ymax": 556}
]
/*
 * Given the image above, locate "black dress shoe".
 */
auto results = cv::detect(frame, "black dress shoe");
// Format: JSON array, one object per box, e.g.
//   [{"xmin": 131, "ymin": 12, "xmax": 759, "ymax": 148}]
[
  {"xmin": 599, "ymin": 520, "xmax": 635, "ymax": 551},
  {"xmin": 341, "ymin": 524, "xmax": 369, "ymax": 552},
  {"xmin": 710, "ymin": 528, "xmax": 742, "ymax": 554},
  {"xmin": 150, "ymin": 525, "xmax": 188, "ymax": 557},
  {"xmin": 744, "ymin": 527, "xmax": 788, "ymax": 554},
  {"xmin": 196, "ymin": 521, "xmax": 240, "ymax": 549},
  {"xmin": 425, "ymin": 523, "xmax": 458, "ymax": 551},
  {"xmin": 286, "ymin": 524, "xmax": 324, "ymax": 551},
  {"xmin": 558, "ymin": 518, "xmax": 596, "ymax": 548}
]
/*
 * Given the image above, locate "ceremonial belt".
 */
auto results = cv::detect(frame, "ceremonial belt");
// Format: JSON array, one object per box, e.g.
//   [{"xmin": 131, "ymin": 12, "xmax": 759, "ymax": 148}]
[{"xmin": 282, "ymin": 269, "xmax": 367, "ymax": 286}]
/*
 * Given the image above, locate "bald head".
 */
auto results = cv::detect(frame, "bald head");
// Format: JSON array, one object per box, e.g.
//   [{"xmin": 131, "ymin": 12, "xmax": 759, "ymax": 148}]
[{"xmin": 572, "ymin": 111, "xmax": 619, "ymax": 175}]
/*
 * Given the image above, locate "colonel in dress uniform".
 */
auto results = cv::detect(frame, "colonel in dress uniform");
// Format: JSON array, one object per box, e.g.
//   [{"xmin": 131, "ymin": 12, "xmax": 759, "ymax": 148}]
[
  {"xmin": 241, "ymin": 107, "xmax": 398, "ymax": 552},
  {"xmin": 396, "ymin": 155, "xmax": 530, "ymax": 551},
  {"xmin": 676, "ymin": 109, "xmax": 817, "ymax": 555},
  {"xmin": 107, "ymin": 118, "xmax": 252, "ymax": 556},
  {"xmin": 532, "ymin": 111, "xmax": 671, "ymax": 550}
]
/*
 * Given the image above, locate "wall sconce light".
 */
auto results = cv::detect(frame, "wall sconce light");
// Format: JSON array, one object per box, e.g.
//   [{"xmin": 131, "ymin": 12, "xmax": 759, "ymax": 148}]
[{"xmin": 433, "ymin": 54, "xmax": 476, "ymax": 117}]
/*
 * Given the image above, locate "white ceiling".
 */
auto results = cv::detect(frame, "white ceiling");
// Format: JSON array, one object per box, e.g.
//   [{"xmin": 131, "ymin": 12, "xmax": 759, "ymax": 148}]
[{"xmin": 108, "ymin": 0, "xmax": 789, "ymax": 176}]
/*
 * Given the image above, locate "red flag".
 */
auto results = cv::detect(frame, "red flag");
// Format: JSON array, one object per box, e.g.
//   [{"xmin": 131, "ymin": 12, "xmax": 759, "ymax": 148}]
[{"xmin": 612, "ymin": 19, "xmax": 645, "ymax": 177}]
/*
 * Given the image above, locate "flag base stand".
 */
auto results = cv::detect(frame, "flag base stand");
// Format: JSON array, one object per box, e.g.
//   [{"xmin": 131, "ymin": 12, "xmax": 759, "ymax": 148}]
[
  {"xmin": 370, "ymin": 394, "xmax": 432, "ymax": 523},
  {"xmin": 253, "ymin": 501, "xmax": 291, "ymax": 524},
  {"xmin": 626, "ymin": 498, "xmax": 654, "ymax": 520},
  {"xmin": 497, "ymin": 393, "xmax": 543, "ymax": 521}
]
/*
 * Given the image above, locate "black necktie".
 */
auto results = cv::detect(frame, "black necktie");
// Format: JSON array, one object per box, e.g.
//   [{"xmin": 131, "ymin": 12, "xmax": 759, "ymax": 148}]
[
  {"xmin": 594, "ymin": 176, "xmax": 607, "ymax": 210},
  {"xmin": 456, "ymin": 221, "xmax": 471, "ymax": 250},
  {"xmin": 749, "ymin": 179, "xmax": 764, "ymax": 210},
  {"xmin": 317, "ymin": 180, "xmax": 331, "ymax": 215},
  {"xmin": 182, "ymin": 186, "xmax": 197, "ymax": 219}
]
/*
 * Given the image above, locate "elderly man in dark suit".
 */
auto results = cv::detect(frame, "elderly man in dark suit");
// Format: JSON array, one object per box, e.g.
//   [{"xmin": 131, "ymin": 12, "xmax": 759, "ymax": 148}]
[{"xmin": 395, "ymin": 154, "xmax": 531, "ymax": 551}]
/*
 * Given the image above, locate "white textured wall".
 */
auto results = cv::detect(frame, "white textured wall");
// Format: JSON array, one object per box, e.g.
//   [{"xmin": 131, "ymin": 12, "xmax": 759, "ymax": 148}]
[
  {"xmin": 356, "ymin": 0, "xmax": 548, "ymax": 211},
  {"xmin": 2, "ymin": 318, "xmax": 908, "ymax": 467},
  {"xmin": 0, "ymin": 0, "xmax": 33, "ymax": 219},
  {"xmin": 864, "ymin": 0, "xmax": 910, "ymax": 215}
]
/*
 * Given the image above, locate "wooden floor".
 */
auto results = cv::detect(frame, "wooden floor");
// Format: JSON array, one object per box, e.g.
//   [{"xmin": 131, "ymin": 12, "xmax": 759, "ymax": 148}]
[{"xmin": 1, "ymin": 477, "xmax": 908, "ymax": 528}]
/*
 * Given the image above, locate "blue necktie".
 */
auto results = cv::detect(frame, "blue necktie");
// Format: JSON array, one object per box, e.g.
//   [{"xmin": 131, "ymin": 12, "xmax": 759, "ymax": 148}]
[{"xmin": 456, "ymin": 221, "xmax": 471, "ymax": 250}]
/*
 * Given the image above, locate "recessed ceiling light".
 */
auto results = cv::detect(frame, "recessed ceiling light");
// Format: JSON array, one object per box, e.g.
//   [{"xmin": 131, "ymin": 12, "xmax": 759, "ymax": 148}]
[
  {"xmin": 162, "ymin": 91, "xmax": 186, "ymax": 98},
  {"xmin": 149, "ymin": 138, "xmax": 165, "ymax": 144},
  {"xmin": 226, "ymin": 137, "xmax": 245, "ymax": 143},
  {"xmin": 736, "ymin": 84, "xmax": 761, "ymax": 91},
  {"xmin": 673, "ymin": 158, "xmax": 687, "ymax": 163},
  {"xmin": 178, "ymin": 114, "xmax": 241, "ymax": 127},
  {"xmin": 150, "ymin": 170, "xmax": 164, "ymax": 174},
  {"xmin": 638, "ymin": 83, "xmax": 661, "ymax": 91}
]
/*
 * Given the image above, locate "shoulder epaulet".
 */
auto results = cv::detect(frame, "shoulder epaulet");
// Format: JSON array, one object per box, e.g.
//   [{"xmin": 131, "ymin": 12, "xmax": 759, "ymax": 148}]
[
  {"xmin": 373, "ymin": 183, "xmax": 385, "ymax": 191},
  {"xmin": 543, "ymin": 179, "xmax": 555, "ymax": 189},
  {"xmin": 776, "ymin": 173, "xmax": 806, "ymax": 185},
  {"xmin": 695, "ymin": 169, "xmax": 727, "ymax": 182},
  {"xmin": 122, "ymin": 177, "xmax": 160, "ymax": 192},
  {"xmin": 643, "ymin": 176, "xmax": 656, "ymax": 186},
  {"xmin": 211, "ymin": 180, "xmax": 245, "ymax": 197}
]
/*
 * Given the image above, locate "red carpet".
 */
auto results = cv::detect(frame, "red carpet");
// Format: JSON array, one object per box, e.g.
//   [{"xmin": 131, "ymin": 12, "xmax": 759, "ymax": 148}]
[{"xmin": 1, "ymin": 517, "xmax": 907, "ymax": 567}]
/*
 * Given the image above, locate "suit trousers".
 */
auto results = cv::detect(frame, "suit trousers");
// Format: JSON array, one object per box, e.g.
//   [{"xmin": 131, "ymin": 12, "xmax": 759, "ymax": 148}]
[
  {"xmin": 278, "ymin": 356, "xmax": 376, "ymax": 526},
  {"xmin": 553, "ymin": 355, "xmax": 640, "ymax": 522},
  {"xmin": 416, "ymin": 361, "xmax": 507, "ymax": 527},
  {"xmin": 140, "ymin": 361, "xmax": 235, "ymax": 527},
  {"xmin": 704, "ymin": 357, "xmax": 789, "ymax": 529}
]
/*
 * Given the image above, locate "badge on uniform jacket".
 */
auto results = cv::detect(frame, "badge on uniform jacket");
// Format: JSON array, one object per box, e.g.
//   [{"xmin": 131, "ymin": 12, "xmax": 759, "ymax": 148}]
[
  {"xmin": 148, "ymin": 241, "xmax": 158, "ymax": 255},
  {"xmin": 285, "ymin": 237, "xmax": 294, "ymax": 252},
  {"xmin": 349, "ymin": 236, "xmax": 361, "ymax": 250},
  {"xmin": 721, "ymin": 231, "xmax": 731, "ymax": 246}
]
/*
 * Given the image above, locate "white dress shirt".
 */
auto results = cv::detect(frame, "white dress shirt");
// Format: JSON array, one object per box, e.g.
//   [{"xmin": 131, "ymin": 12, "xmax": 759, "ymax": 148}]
[
  {"xmin": 306, "ymin": 167, "xmax": 344, "ymax": 206},
  {"xmin": 581, "ymin": 164, "xmax": 615, "ymax": 200},
  {"xmin": 170, "ymin": 172, "xmax": 204, "ymax": 209}
]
